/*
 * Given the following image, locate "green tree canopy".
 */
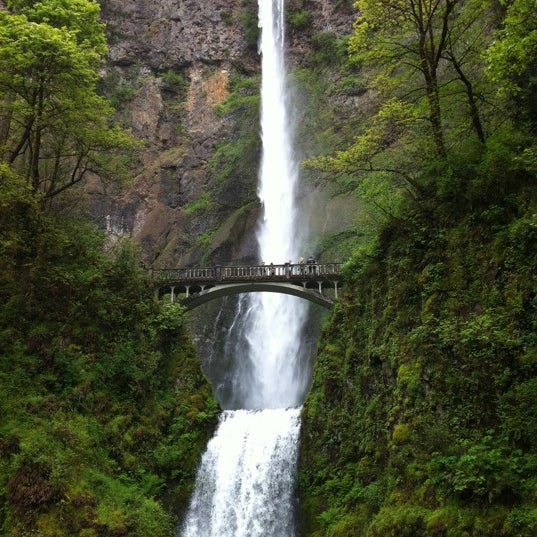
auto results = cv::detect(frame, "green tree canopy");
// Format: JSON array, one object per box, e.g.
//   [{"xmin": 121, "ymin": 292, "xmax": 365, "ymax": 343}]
[
  {"xmin": 8, "ymin": 0, "xmax": 107, "ymax": 50},
  {"xmin": 486, "ymin": 0, "xmax": 537, "ymax": 95},
  {"xmin": 306, "ymin": 0, "xmax": 535, "ymax": 220},
  {"xmin": 0, "ymin": 1, "xmax": 137, "ymax": 203}
]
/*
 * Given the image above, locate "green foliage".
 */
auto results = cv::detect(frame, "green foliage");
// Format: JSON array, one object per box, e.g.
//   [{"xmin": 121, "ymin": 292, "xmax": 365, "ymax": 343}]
[
  {"xmin": 85, "ymin": 469, "xmax": 172, "ymax": 537},
  {"xmin": 486, "ymin": 0, "xmax": 537, "ymax": 96},
  {"xmin": 338, "ymin": 74, "xmax": 367, "ymax": 96},
  {"xmin": 240, "ymin": 9, "xmax": 259, "ymax": 49},
  {"xmin": 310, "ymin": 32, "xmax": 349, "ymax": 66},
  {"xmin": 392, "ymin": 424, "xmax": 411, "ymax": 445},
  {"xmin": 504, "ymin": 508, "xmax": 537, "ymax": 537},
  {"xmin": 299, "ymin": 105, "xmax": 537, "ymax": 535},
  {"xmin": 160, "ymin": 69, "xmax": 189, "ymax": 95},
  {"xmin": 287, "ymin": 9, "xmax": 312, "ymax": 30},
  {"xmin": 214, "ymin": 92, "xmax": 260, "ymax": 118},
  {"xmin": 190, "ymin": 231, "xmax": 216, "ymax": 265},
  {"xmin": 0, "ymin": 185, "xmax": 218, "ymax": 535},
  {"xmin": 500, "ymin": 379, "xmax": 537, "ymax": 450},
  {"xmin": 0, "ymin": 1, "xmax": 139, "ymax": 202},
  {"xmin": 367, "ymin": 506, "xmax": 428, "ymax": 537},
  {"xmin": 209, "ymin": 74, "xmax": 260, "ymax": 208},
  {"xmin": 7, "ymin": 0, "xmax": 107, "ymax": 52},
  {"xmin": 152, "ymin": 302, "xmax": 187, "ymax": 333},
  {"xmin": 109, "ymin": 80, "xmax": 138, "ymax": 108},
  {"xmin": 184, "ymin": 191, "xmax": 212, "ymax": 216},
  {"xmin": 430, "ymin": 435, "xmax": 523, "ymax": 503}
]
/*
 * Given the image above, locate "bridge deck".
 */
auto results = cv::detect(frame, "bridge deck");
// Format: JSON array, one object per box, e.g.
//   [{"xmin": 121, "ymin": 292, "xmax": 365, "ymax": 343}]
[{"xmin": 152, "ymin": 262, "xmax": 342, "ymax": 286}]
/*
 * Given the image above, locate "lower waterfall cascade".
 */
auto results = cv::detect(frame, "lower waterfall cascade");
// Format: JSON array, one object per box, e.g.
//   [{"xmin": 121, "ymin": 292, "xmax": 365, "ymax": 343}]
[{"xmin": 180, "ymin": 409, "xmax": 301, "ymax": 537}]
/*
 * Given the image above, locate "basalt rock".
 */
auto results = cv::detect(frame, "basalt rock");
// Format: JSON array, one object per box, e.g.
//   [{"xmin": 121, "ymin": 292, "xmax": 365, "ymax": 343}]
[{"xmin": 92, "ymin": 0, "xmax": 357, "ymax": 268}]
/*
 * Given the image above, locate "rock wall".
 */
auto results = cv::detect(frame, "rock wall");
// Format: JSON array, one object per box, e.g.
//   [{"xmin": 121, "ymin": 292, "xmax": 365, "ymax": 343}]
[{"xmin": 93, "ymin": 0, "xmax": 357, "ymax": 268}]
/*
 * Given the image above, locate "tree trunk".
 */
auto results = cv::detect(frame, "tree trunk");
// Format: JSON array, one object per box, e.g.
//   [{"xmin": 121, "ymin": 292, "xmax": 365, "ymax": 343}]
[
  {"xmin": 30, "ymin": 85, "xmax": 45, "ymax": 192},
  {"xmin": 419, "ymin": 35, "xmax": 447, "ymax": 158},
  {"xmin": 425, "ymin": 72, "xmax": 447, "ymax": 158},
  {"xmin": 449, "ymin": 53, "xmax": 486, "ymax": 143}
]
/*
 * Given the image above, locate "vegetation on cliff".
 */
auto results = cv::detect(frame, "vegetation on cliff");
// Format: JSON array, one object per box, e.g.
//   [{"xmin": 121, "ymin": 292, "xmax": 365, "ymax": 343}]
[
  {"xmin": 299, "ymin": 0, "xmax": 537, "ymax": 535},
  {"xmin": 0, "ymin": 1, "xmax": 217, "ymax": 535},
  {"xmin": 0, "ymin": 193, "xmax": 217, "ymax": 535}
]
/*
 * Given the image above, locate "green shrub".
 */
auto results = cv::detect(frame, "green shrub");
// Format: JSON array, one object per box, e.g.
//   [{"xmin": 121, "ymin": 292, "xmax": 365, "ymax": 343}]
[
  {"xmin": 241, "ymin": 11, "xmax": 259, "ymax": 48},
  {"xmin": 500, "ymin": 378, "xmax": 537, "ymax": 450},
  {"xmin": 311, "ymin": 32, "xmax": 349, "ymax": 66},
  {"xmin": 392, "ymin": 424, "xmax": 412, "ymax": 445},
  {"xmin": 160, "ymin": 69, "xmax": 189, "ymax": 94},
  {"xmin": 368, "ymin": 506, "xmax": 428, "ymax": 537},
  {"xmin": 504, "ymin": 508, "xmax": 537, "ymax": 537},
  {"xmin": 184, "ymin": 192, "xmax": 211, "ymax": 215},
  {"xmin": 110, "ymin": 81, "xmax": 137, "ymax": 108},
  {"xmin": 430, "ymin": 437, "xmax": 522, "ymax": 503},
  {"xmin": 288, "ymin": 9, "xmax": 312, "ymax": 30}
]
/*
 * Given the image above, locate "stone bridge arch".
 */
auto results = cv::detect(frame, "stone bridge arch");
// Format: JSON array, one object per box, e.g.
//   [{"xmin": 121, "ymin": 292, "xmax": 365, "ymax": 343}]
[{"xmin": 179, "ymin": 282, "xmax": 334, "ymax": 310}]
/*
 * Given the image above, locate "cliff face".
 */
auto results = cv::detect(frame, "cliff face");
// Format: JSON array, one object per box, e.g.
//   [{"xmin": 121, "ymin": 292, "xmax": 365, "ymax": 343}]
[
  {"xmin": 93, "ymin": 0, "xmax": 357, "ymax": 268},
  {"xmin": 90, "ymin": 0, "xmax": 360, "ymax": 404},
  {"xmin": 93, "ymin": 0, "xmax": 254, "ymax": 266},
  {"xmin": 103, "ymin": 0, "xmax": 255, "ymax": 69}
]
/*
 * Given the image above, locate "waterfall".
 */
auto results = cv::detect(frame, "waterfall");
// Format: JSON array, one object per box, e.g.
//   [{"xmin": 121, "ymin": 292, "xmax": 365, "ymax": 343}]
[
  {"xmin": 180, "ymin": 409, "xmax": 301, "ymax": 537},
  {"xmin": 180, "ymin": 1, "xmax": 308, "ymax": 535}
]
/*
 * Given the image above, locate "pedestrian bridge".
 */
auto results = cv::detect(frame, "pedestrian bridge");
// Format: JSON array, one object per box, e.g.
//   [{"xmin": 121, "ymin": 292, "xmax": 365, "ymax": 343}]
[{"xmin": 152, "ymin": 262, "xmax": 342, "ymax": 310}]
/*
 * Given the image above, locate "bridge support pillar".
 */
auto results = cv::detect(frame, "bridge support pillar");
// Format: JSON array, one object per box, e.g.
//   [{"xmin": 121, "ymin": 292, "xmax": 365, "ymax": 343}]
[
  {"xmin": 185, "ymin": 285, "xmax": 190, "ymax": 297},
  {"xmin": 334, "ymin": 281, "xmax": 338, "ymax": 299},
  {"xmin": 318, "ymin": 281, "xmax": 322, "ymax": 294},
  {"xmin": 170, "ymin": 286, "xmax": 175, "ymax": 303}
]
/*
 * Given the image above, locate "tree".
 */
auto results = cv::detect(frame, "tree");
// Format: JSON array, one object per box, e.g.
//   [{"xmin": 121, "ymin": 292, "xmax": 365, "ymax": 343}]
[
  {"xmin": 350, "ymin": 0, "xmax": 495, "ymax": 156},
  {"xmin": 306, "ymin": 0, "xmax": 501, "ymax": 211},
  {"xmin": 486, "ymin": 0, "xmax": 537, "ymax": 127},
  {"xmin": 350, "ymin": 0, "xmax": 452, "ymax": 157},
  {"xmin": 0, "ymin": 1, "xmax": 137, "ymax": 203}
]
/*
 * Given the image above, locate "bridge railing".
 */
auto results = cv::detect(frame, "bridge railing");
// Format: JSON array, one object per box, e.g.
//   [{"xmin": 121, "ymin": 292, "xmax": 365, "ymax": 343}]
[
  {"xmin": 153, "ymin": 267, "xmax": 216, "ymax": 282},
  {"xmin": 152, "ymin": 262, "xmax": 342, "ymax": 284}
]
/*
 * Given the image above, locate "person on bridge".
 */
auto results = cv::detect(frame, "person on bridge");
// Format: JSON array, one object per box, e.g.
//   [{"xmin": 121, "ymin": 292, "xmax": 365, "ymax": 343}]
[{"xmin": 307, "ymin": 256, "xmax": 316, "ymax": 274}]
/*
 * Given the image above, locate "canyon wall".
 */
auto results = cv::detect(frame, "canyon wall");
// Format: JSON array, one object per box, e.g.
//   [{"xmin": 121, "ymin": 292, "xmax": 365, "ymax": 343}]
[{"xmin": 95, "ymin": 0, "xmax": 358, "ymax": 268}]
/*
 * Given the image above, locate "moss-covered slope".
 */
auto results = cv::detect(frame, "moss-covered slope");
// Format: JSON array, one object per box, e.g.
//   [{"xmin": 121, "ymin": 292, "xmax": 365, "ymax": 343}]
[
  {"xmin": 0, "ymin": 187, "xmax": 217, "ymax": 536},
  {"xmin": 299, "ymin": 153, "xmax": 537, "ymax": 536}
]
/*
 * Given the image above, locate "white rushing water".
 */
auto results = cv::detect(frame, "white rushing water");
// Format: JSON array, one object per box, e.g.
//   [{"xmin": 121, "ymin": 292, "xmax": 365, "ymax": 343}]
[
  {"xmin": 180, "ymin": 409, "xmax": 301, "ymax": 537},
  {"xmin": 180, "ymin": 1, "xmax": 308, "ymax": 535}
]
